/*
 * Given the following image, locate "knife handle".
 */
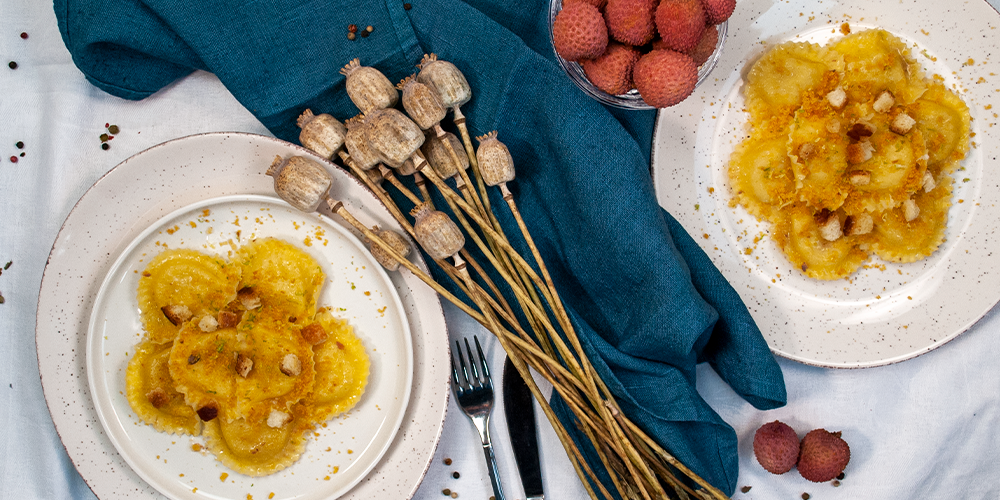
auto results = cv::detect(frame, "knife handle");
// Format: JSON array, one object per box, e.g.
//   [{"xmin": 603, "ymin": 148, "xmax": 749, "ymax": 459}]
[{"xmin": 482, "ymin": 441, "xmax": 505, "ymax": 500}]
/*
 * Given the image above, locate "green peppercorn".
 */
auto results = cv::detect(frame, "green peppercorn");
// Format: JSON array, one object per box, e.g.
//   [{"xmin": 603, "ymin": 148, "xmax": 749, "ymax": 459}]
[
  {"xmin": 108, "ymin": 124, "xmax": 120, "ymax": 134},
  {"xmin": 100, "ymin": 133, "xmax": 109, "ymax": 142}
]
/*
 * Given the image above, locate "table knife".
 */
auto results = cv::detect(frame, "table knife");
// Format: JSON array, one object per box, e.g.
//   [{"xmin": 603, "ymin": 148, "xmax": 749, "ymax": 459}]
[{"xmin": 502, "ymin": 357, "xmax": 544, "ymax": 500}]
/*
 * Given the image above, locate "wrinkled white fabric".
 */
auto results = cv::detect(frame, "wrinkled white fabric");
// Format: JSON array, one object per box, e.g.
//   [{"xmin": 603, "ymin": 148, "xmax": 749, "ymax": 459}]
[{"xmin": 3, "ymin": 1, "xmax": 999, "ymax": 499}]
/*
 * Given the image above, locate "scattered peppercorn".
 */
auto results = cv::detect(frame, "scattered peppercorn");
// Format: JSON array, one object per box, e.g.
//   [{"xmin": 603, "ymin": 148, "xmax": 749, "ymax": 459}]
[
  {"xmin": 4, "ymin": 262, "xmax": 10, "ymax": 270},
  {"xmin": 100, "ymin": 133, "xmax": 109, "ymax": 142},
  {"xmin": 9, "ymin": 156, "xmax": 17, "ymax": 163},
  {"xmin": 101, "ymin": 143, "xmax": 110, "ymax": 151},
  {"xmin": 450, "ymin": 493, "xmax": 457, "ymax": 499},
  {"xmin": 360, "ymin": 30, "xmax": 369, "ymax": 38},
  {"xmin": 108, "ymin": 124, "xmax": 120, "ymax": 134},
  {"xmin": 404, "ymin": 2, "xmax": 412, "ymax": 9},
  {"xmin": 348, "ymin": 24, "xmax": 358, "ymax": 33},
  {"xmin": 8, "ymin": 61, "xmax": 17, "ymax": 70},
  {"xmin": 0, "ymin": 292, "xmax": 5, "ymax": 304},
  {"xmin": 443, "ymin": 458, "xmax": 452, "ymax": 465},
  {"xmin": 837, "ymin": 472, "xmax": 845, "ymax": 480},
  {"xmin": 740, "ymin": 486, "xmax": 751, "ymax": 493},
  {"xmin": 802, "ymin": 493, "xmax": 810, "ymax": 500},
  {"xmin": 15, "ymin": 141, "xmax": 24, "ymax": 149},
  {"xmin": 19, "ymin": 152, "xmax": 24, "ymax": 157},
  {"xmin": 832, "ymin": 480, "xmax": 841, "ymax": 487},
  {"xmin": 20, "ymin": 32, "xmax": 29, "ymax": 39},
  {"xmin": 348, "ymin": 32, "xmax": 356, "ymax": 41},
  {"xmin": 441, "ymin": 489, "xmax": 451, "ymax": 496},
  {"xmin": 366, "ymin": 25, "xmax": 374, "ymax": 32},
  {"xmin": 452, "ymin": 471, "xmax": 459, "ymax": 479}
]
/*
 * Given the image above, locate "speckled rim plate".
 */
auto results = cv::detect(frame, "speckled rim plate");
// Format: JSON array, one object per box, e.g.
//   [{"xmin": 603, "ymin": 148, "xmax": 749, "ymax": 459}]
[
  {"xmin": 652, "ymin": 0, "xmax": 1000, "ymax": 368},
  {"xmin": 87, "ymin": 193, "xmax": 413, "ymax": 500},
  {"xmin": 37, "ymin": 132, "xmax": 450, "ymax": 498}
]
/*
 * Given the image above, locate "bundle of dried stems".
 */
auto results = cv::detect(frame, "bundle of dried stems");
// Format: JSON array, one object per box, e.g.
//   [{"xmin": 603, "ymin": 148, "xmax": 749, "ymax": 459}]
[{"xmin": 268, "ymin": 55, "xmax": 730, "ymax": 500}]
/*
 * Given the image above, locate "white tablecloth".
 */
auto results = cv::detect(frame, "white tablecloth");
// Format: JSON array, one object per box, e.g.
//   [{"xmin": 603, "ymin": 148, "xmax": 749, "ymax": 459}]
[{"xmin": 3, "ymin": 2, "xmax": 1000, "ymax": 499}]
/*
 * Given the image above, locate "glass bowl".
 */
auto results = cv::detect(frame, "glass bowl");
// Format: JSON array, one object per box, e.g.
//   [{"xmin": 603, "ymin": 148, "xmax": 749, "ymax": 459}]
[{"xmin": 548, "ymin": 0, "xmax": 727, "ymax": 110}]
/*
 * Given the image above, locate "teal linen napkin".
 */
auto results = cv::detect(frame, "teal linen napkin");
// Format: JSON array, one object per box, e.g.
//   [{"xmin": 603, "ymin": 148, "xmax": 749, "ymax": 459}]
[{"xmin": 55, "ymin": 0, "xmax": 786, "ymax": 495}]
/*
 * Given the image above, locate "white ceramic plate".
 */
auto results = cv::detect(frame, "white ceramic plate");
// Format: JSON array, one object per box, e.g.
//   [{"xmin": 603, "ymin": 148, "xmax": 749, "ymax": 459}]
[
  {"xmin": 37, "ymin": 133, "xmax": 450, "ymax": 498},
  {"xmin": 87, "ymin": 194, "xmax": 412, "ymax": 500},
  {"xmin": 652, "ymin": 0, "xmax": 1000, "ymax": 368}
]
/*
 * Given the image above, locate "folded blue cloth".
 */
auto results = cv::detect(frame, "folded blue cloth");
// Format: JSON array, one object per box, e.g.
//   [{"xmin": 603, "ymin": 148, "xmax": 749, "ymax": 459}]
[{"xmin": 56, "ymin": 0, "xmax": 786, "ymax": 495}]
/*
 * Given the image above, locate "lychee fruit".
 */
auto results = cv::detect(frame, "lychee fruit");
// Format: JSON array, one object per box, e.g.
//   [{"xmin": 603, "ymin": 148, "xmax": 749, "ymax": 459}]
[
  {"xmin": 685, "ymin": 24, "xmax": 719, "ymax": 66},
  {"xmin": 798, "ymin": 429, "xmax": 851, "ymax": 483},
  {"xmin": 655, "ymin": 0, "xmax": 706, "ymax": 52},
  {"xmin": 553, "ymin": 2, "xmax": 609, "ymax": 62},
  {"xmin": 700, "ymin": 0, "xmax": 736, "ymax": 25},
  {"xmin": 604, "ymin": 0, "xmax": 658, "ymax": 46},
  {"xmin": 582, "ymin": 43, "xmax": 641, "ymax": 95},
  {"xmin": 563, "ymin": 0, "xmax": 608, "ymax": 9},
  {"xmin": 632, "ymin": 49, "xmax": 698, "ymax": 108},
  {"xmin": 752, "ymin": 421, "xmax": 800, "ymax": 475}
]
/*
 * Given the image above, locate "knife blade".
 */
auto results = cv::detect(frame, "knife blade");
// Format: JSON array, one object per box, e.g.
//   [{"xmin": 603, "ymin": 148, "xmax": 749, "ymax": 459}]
[{"xmin": 503, "ymin": 357, "xmax": 544, "ymax": 500}]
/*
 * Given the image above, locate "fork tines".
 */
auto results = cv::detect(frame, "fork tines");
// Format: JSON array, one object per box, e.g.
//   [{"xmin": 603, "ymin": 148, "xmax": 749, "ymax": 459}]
[{"xmin": 451, "ymin": 335, "xmax": 491, "ymax": 393}]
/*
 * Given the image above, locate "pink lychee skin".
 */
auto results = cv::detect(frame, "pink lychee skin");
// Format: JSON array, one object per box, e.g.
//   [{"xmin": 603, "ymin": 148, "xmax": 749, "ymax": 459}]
[
  {"xmin": 752, "ymin": 421, "xmax": 800, "ymax": 475},
  {"xmin": 701, "ymin": 0, "xmax": 736, "ymax": 25},
  {"xmin": 685, "ymin": 24, "xmax": 719, "ymax": 66},
  {"xmin": 553, "ymin": 2, "xmax": 609, "ymax": 61},
  {"xmin": 563, "ymin": 0, "xmax": 608, "ymax": 9},
  {"xmin": 604, "ymin": 0, "xmax": 658, "ymax": 46},
  {"xmin": 654, "ymin": 0, "xmax": 707, "ymax": 52},
  {"xmin": 632, "ymin": 49, "xmax": 698, "ymax": 108},
  {"xmin": 582, "ymin": 43, "xmax": 641, "ymax": 95},
  {"xmin": 798, "ymin": 429, "xmax": 851, "ymax": 483}
]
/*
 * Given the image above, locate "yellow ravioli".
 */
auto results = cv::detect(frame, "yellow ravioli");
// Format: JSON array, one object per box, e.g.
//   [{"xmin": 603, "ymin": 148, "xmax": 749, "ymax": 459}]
[
  {"xmin": 202, "ymin": 410, "xmax": 308, "ymax": 477},
  {"xmin": 728, "ymin": 133, "xmax": 796, "ymax": 221},
  {"xmin": 305, "ymin": 310, "xmax": 371, "ymax": 424},
  {"xmin": 771, "ymin": 204, "xmax": 870, "ymax": 280},
  {"xmin": 870, "ymin": 176, "xmax": 953, "ymax": 263},
  {"xmin": 236, "ymin": 238, "xmax": 325, "ymax": 322},
  {"xmin": 138, "ymin": 249, "xmax": 241, "ymax": 344},
  {"xmin": 125, "ymin": 340, "xmax": 201, "ymax": 435}
]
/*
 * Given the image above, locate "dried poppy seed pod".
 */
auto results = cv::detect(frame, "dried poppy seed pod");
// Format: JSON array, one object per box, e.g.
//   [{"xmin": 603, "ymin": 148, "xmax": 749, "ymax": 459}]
[
  {"xmin": 422, "ymin": 131, "xmax": 467, "ymax": 179},
  {"xmin": 340, "ymin": 58, "xmax": 398, "ymax": 113},
  {"xmin": 416, "ymin": 54, "xmax": 471, "ymax": 110},
  {"xmin": 296, "ymin": 109, "xmax": 347, "ymax": 159},
  {"xmin": 365, "ymin": 108, "xmax": 425, "ymax": 169},
  {"xmin": 344, "ymin": 115, "xmax": 381, "ymax": 171},
  {"xmin": 396, "ymin": 158, "xmax": 418, "ymax": 176},
  {"xmin": 398, "ymin": 75, "xmax": 447, "ymax": 130},
  {"xmin": 410, "ymin": 202, "xmax": 464, "ymax": 260},
  {"xmin": 367, "ymin": 226, "xmax": 411, "ymax": 271},
  {"xmin": 266, "ymin": 155, "xmax": 332, "ymax": 212},
  {"xmin": 476, "ymin": 131, "xmax": 515, "ymax": 186}
]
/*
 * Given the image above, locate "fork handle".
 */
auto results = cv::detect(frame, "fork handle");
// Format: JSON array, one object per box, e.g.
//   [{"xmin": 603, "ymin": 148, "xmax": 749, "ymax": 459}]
[{"xmin": 482, "ymin": 442, "xmax": 505, "ymax": 500}]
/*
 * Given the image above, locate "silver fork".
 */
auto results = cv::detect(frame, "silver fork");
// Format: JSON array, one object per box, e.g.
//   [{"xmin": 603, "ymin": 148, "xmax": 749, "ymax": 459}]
[{"xmin": 451, "ymin": 336, "xmax": 505, "ymax": 500}]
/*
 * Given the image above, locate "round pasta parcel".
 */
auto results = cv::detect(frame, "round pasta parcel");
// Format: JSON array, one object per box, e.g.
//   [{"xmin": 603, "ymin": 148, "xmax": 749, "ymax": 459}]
[
  {"xmin": 137, "ymin": 249, "xmax": 241, "ymax": 344},
  {"xmin": 236, "ymin": 238, "xmax": 325, "ymax": 322},
  {"xmin": 126, "ymin": 339, "xmax": 200, "ymax": 435}
]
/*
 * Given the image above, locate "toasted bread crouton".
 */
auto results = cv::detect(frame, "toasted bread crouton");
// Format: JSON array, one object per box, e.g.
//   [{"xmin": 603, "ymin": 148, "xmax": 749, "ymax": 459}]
[
  {"xmin": 873, "ymin": 90, "xmax": 895, "ymax": 113},
  {"xmin": 904, "ymin": 199, "xmax": 920, "ymax": 221},
  {"xmin": 923, "ymin": 171, "xmax": 937, "ymax": 192},
  {"xmin": 217, "ymin": 310, "xmax": 239, "ymax": 328},
  {"xmin": 814, "ymin": 209, "xmax": 842, "ymax": 241},
  {"xmin": 267, "ymin": 410, "xmax": 292, "ymax": 429},
  {"xmin": 891, "ymin": 112, "xmax": 916, "ymax": 135},
  {"xmin": 300, "ymin": 323, "xmax": 328, "ymax": 345},
  {"xmin": 796, "ymin": 142, "xmax": 816, "ymax": 162},
  {"xmin": 847, "ymin": 122, "xmax": 876, "ymax": 141},
  {"xmin": 844, "ymin": 213, "xmax": 874, "ymax": 236},
  {"xmin": 848, "ymin": 170, "xmax": 871, "ymax": 186},
  {"xmin": 847, "ymin": 140, "xmax": 875, "ymax": 164},
  {"xmin": 237, "ymin": 287, "xmax": 261, "ymax": 310},
  {"xmin": 235, "ymin": 353, "xmax": 253, "ymax": 378},
  {"xmin": 280, "ymin": 353, "xmax": 302, "ymax": 377},
  {"xmin": 161, "ymin": 305, "xmax": 193, "ymax": 326},
  {"xmin": 198, "ymin": 315, "xmax": 219, "ymax": 332},
  {"xmin": 146, "ymin": 387, "xmax": 170, "ymax": 408},
  {"xmin": 826, "ymin": 118, "xmax": 841, "ymax": 134},
  {"xmin": 196, "ymin": 402, "xmax": 219, "ymax": 422},
  {"xmin": 827, "ymin": 87, "xmax": 847, "ymax": 109}
]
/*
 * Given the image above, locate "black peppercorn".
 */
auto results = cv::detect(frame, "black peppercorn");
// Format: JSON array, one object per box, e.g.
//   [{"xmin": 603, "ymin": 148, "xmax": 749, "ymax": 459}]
[
  {"xmin": 360, "ymin": 30, "xmax": 369, "ymax": 38},
  {"xmin": 101, "ymin": 143, "xmax": 110, "ymax": 150},
  {"xmin": 8, "ymin": 61, "xmax": 17, "ymax": 70},
  {"xmin": 15, "ymin": 141, "xmax": 24, "ymax": 149},
  {"xmin": 404, "ymin": 2, "xmax": 412, "ymax": 9}
]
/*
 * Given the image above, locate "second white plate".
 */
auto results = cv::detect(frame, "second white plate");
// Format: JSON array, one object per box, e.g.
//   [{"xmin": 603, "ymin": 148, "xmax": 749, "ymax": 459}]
[{"xmin": 653, "ymin": 0, "xmax": 1000, "ymax": 368}]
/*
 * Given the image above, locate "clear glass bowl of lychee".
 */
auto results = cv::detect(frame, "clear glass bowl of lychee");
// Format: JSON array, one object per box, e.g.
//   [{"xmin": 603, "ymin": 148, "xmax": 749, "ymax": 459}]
[{"xmin": 549, "ymin": 0, "xmax": 732, "ymax": 109}]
